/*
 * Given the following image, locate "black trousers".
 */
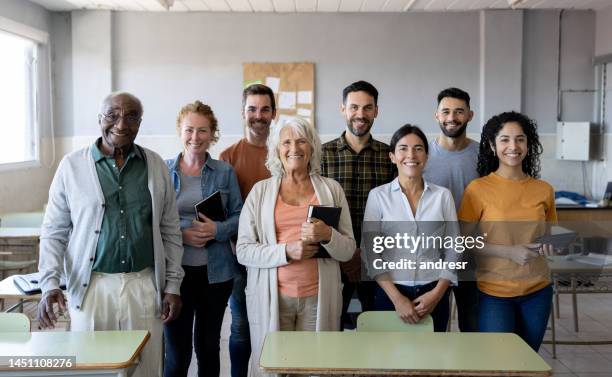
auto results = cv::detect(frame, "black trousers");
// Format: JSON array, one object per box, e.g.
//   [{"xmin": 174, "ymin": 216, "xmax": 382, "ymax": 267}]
[{"xmin": 164, "ymin": 265, "xmax": 233, "ymax": 377}]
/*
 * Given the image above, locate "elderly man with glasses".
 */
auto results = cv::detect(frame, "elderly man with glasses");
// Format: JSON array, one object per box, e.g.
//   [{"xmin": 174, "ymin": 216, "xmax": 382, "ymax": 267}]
[{"xmin": 37, "ymin": 92, "xmax": 184, "ymax": 377}]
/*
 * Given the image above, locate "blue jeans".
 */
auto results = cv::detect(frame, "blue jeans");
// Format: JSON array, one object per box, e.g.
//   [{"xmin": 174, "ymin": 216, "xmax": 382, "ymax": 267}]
[
  {"xmin": 164, "ymin": 265, "xmax": 233, "ymax": 377},
  {"xmin": 478, "ymin": 285, "xmax": 552, "ymax": 351},
  {"xmin": 374, "ymin": 281, "xmax": 450, "ymax": 332},
  {"xmin": 229, "ymin": 264, "xmax": 250, "ymax": 377}
]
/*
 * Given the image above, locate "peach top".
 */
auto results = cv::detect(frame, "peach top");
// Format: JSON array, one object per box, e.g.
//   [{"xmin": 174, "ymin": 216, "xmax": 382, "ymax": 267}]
[{"xmin": 276, "ymin": 194, "xmax": 319, "ymax": 298}]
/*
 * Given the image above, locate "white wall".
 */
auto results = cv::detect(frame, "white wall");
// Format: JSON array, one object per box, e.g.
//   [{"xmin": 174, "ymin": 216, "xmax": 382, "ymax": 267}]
[
  {"xmin": 1, "ymin": 5, "xmax": 609, "ymax": 215},
  {"xmin": 593, "ymin": 6, "xmax": 612, "ymax": 199},
  {"xmin": 58, "ymin": 9, "xmax": 601, "ymax": 193},
  {"xmin": 595, "ymin": 5, "xmax": 612, "ymax": 57},
  {"xmin": 0, "ymin": 0, "xmax": 55, "ymax": 214}
]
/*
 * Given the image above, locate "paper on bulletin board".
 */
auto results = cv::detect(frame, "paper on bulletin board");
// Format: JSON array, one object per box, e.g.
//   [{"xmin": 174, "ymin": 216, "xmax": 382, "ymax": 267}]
[
  {"xmin": 279, "ymin": 92, "xmax": 296, "ymax": 110},
  {"xmin": 297, "ymin": 108, "xmax": 312, "ymax": 117},
  {"xmin": 243, "ymin": 62, "xmax": 315, "ymax": 127},
  {"xmin": 297, "ymin": 91, "xmax": 312, "ymax": 104},
  {"xmin": 265, "ymin": 77, "xmax": 280, "ymax": 93}
]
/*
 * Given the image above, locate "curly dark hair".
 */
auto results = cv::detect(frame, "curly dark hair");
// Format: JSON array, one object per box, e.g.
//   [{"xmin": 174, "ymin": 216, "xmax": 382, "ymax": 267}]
[{"xmin": 477, "ymin": 111, "xmax": 543, "ymax": 178}]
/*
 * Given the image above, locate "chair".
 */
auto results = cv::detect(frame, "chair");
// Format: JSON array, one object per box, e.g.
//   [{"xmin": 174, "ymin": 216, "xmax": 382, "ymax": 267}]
[
  {"xmin": 357, "ymin": 311, "xmax": 434, "ymax": 332},
  {"xmin": 0, "ymin": 312, "xmax": 31, "ymax": 332}
]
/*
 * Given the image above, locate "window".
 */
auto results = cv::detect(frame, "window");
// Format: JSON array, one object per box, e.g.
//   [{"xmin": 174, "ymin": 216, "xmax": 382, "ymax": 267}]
[
  {"xmin": 0, "ymin": 30, "xmax": 38, "ymax": 165},
  {"xmin": 0, "ymin": 16, "xmax": 48, "ymax": 169}
]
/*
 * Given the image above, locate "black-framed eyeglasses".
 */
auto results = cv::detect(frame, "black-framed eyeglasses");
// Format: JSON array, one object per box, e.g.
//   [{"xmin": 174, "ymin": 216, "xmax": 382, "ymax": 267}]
[{"xmin": 99, "ymin": 113, "xmax": 142, "ymax": 125}]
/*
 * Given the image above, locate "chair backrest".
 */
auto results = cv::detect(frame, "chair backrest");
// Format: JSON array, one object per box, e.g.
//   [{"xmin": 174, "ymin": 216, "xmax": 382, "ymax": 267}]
[
  {"xmin": 0, "ymin": 313, "xmax": 31, "ymax": 332},
  {"xmin": 357, "ymin": 311, "xmax": 434, "ymax": 332}
]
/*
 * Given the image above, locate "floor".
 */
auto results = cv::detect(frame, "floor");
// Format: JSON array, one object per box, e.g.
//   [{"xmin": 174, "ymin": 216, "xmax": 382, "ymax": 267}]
[{"xmin": 14, "ymin": 291, "xmax": 612, "ymax": 377}]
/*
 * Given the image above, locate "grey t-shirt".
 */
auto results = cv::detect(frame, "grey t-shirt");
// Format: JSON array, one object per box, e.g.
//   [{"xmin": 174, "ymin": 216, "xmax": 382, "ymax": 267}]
[
  {"xmin": 423, "ymin": 138, "xmax": 479, "ymax": 210},
  {"xmin": 176, "ymin": 173, "xmax": 208, "ymax": 266}
]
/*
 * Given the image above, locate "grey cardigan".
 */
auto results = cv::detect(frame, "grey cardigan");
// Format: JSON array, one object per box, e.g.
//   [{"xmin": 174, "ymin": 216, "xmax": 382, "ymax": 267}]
[
  {"xmin": 236, "ymin": 174, "xmax": 356, "ymax": 377},
  {"xmin": 39, "ymin": 143, "xmax": 184, "ymax": 312}
]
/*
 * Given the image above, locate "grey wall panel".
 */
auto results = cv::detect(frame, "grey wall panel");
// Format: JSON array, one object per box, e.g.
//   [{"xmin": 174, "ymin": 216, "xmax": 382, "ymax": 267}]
[{"xmin": 109, "ymin": 12, "xmax": 481, "ymax": 137}]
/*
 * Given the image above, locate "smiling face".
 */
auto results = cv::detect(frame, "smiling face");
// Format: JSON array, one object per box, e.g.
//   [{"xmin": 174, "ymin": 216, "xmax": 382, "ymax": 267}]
[
  {"xmin": 242, "ymin": 94, "xmax": 276, "ymax": 140},
  {"xmin": 180, "ymin": 112, "xmax": 212, "ymax": 157},
  {"xmin": 278, "ymin": 126, "xmax": 312, "ymax": 174},
  {"xmin": 341, "ymin": 90, "xmax": 378, "ymax": 137},
  {"xmin": 389, "ymin": 133, "xmax": 428, "ymax": 179},
  {"xmin": 435, "ymin": 97, "xmax": 473, "ymax": 138},
  {"xmin": 492, "ymin": 121, "xmax": 527, "ymax": 170},
  {"xmin": 98, "ymin": 93, "xmax": 142, "ymax": 154}
]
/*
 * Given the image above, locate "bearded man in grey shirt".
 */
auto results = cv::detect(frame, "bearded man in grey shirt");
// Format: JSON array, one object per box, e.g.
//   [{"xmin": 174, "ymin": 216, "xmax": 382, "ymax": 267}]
[{"xmin": 423, "ymin": 87, "xmax": 479, "ymax": 332}]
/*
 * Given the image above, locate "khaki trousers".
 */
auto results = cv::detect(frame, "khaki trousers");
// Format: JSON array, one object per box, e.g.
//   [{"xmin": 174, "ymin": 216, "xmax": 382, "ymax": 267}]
[
  {"xmin": 69, "ymin": 268, "xmax": 162, "ymax": 377},
  {"xmin": 278, "ymin": 293, "xmax": 318, "ymax": 331}
]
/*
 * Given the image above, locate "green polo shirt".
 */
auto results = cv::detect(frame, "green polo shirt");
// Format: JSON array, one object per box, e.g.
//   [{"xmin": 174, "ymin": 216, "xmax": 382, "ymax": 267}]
[{"xmin": 92, "ymin": 140, "xmax": 154, "ymax": 273}]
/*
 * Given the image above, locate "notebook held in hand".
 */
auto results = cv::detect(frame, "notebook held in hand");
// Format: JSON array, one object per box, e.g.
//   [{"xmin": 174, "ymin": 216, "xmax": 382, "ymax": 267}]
[
  {"xmin": 307, "ymin": 205, "xmax": 341, "ymax": 258},
  {"xmin": 194, "ymin": 190, "xmax": 226, "ymax": 247}
]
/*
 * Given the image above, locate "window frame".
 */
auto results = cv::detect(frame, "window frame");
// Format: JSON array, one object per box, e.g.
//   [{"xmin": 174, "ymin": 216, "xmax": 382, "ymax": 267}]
[{"xmin": 0, "ymin": 16, "xmax": 48, "ymax": 172}]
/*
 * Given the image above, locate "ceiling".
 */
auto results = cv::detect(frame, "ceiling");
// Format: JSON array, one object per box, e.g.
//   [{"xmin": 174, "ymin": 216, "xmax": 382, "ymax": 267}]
[{"xmin": 28, "ymin": 0, "xmax": 612, "ymax": 12}]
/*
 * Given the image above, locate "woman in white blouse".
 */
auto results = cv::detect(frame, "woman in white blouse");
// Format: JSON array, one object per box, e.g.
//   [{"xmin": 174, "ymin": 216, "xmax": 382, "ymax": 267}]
[{"xmin": 363, "ymin": 124, "xmax": 459, "ymax": 331}]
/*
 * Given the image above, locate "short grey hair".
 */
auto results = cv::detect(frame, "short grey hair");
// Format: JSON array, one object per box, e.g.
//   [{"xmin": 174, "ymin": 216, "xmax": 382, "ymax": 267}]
[
  {"xmin": 266, "ymin": 117, "xmax": 322, "ymax": 177},
  {"xmin": 100, "ymin": 91, "xmax": 143, "ymax": 116}
]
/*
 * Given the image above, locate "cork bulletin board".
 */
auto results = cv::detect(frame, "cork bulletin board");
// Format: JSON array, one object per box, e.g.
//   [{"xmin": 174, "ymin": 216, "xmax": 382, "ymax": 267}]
[{"xmin": 243, "ymin": 62, "xmax": 315, "ymax": 127}]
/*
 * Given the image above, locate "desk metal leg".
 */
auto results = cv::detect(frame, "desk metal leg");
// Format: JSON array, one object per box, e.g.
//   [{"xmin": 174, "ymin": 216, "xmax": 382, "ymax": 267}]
[
  {"xmin": 551, "ymin": 293, "xmax": 557, "ymax": 359},
  {"xmin": 571, "ymin": 276, "xmax": 579, "ymax": 332},
  {"xmin": 554, "ymin": 279, "xmax": 560, "ymax": 318}
]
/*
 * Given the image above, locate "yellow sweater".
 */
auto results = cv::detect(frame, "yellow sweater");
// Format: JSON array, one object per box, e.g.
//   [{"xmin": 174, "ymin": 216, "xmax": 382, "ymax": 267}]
[{"xmin": 458, "ymin": 173, "xmax": 557, "ymax": 297}]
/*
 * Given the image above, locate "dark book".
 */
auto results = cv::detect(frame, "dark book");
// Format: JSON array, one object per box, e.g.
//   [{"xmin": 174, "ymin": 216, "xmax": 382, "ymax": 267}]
[
  {"xmin": 194, "ymin": 190, "xmax": 226, "ymax": 247},
  {"xmin": 13, "ymin": 272, "xmax": 66, "ymax": 295},
  {"xmin": 535, "ymin": 227, "xmax": 578, "ymax": 251},
  {"xmin": 307, "ymin": 205, "xmax": 341, "ymax": 258}
]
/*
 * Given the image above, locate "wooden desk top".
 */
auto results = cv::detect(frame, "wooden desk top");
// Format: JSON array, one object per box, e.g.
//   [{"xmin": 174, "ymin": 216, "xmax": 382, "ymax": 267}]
[
  {"xmin": 260, "ymin": 331, "xmax": 551, "ymax": 376},
  {"xmin": 556, "ymin": 206, "xmax": 612, "ymax": 222},
  {"xmin": 556, "ymin": 205, "xmax": 612, "ymax": 210},
  {"xmin": 0, "ymin": 330, "xmax": 149, "ymax": 370}
]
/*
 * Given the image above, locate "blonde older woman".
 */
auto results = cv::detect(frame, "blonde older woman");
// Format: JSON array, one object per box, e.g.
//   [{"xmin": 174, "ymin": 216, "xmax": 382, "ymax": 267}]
[{"xmin": 236, "ymin": 117, "xmax": 355, "ymax": 377}]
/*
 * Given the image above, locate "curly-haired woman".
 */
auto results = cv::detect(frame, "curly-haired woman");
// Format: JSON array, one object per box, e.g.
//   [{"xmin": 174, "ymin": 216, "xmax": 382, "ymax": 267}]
[{"xmin": 458, "ymin": 111, "xmax": 556, "ymax": 351}]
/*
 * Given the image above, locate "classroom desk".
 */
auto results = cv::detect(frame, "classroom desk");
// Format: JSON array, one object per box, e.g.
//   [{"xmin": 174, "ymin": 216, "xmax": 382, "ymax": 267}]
[
  {"xmin": 556, "ymin": 207, "xmax": 612, "ymax": 241},
  {"xmin": 260, "ymin": 331, "xmax": 552, "ymax": 376},
  {"xmin": 0, "ymin": 330, "xmax": 149, "ymax": 377},
  {"xmin": 546, "ymin": 255, "xmax": 612, "ymax": 358},
  {"xmin": 556, "ymin": 206, "xmax": 612, "ymax": 222},
  {"xmin": 0, "ymin": 275, "xmax": 42, "ymax": 313},
  {"xmin": 0, "ymin": 228, "xmax": 41, "ymax": 273},
  {"xmin": 0, "ymin": 228, "xmax": 41, "ymax": 251}
]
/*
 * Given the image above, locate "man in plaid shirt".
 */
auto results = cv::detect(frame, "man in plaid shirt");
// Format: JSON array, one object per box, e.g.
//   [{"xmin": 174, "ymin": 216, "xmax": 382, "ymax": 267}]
[{"xmin": 321, "ymin": 81, "xmax": 395, "ymax": 329}]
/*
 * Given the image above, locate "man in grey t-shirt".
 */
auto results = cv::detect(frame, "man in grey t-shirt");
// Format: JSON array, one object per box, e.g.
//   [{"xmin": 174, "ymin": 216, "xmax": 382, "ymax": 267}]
[{"xmin": 423, "ymin": 87, "xmax": 479, "ymax": 332}]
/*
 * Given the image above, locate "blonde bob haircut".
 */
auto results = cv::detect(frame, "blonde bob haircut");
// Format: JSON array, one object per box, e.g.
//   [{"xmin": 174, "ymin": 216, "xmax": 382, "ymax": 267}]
[
  {"xmin": 176, "ymin": 100, "xmax": 220, "ymax": 144},
  {"xmin": 265, "ymin": 116, "xmax": 322, "ymax": 177}
]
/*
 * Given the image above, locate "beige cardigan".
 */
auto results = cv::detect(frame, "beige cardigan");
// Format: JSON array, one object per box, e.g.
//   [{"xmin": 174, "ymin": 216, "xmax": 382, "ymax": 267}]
[{"xmin": 236, "ymin": 174, "xmax": 356, "ymax": 377}]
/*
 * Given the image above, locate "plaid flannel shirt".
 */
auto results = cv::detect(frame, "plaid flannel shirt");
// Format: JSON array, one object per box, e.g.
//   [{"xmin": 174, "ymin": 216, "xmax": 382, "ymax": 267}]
[{"xmin": 321, "ymin": 132, "xmax": 396, "ymax": 245}]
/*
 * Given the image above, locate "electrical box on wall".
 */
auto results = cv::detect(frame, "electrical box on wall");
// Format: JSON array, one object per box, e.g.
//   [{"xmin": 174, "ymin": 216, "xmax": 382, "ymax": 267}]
[{"xmin": 556, "ymin": 122, "xmax": 597, "ymax": 161}]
